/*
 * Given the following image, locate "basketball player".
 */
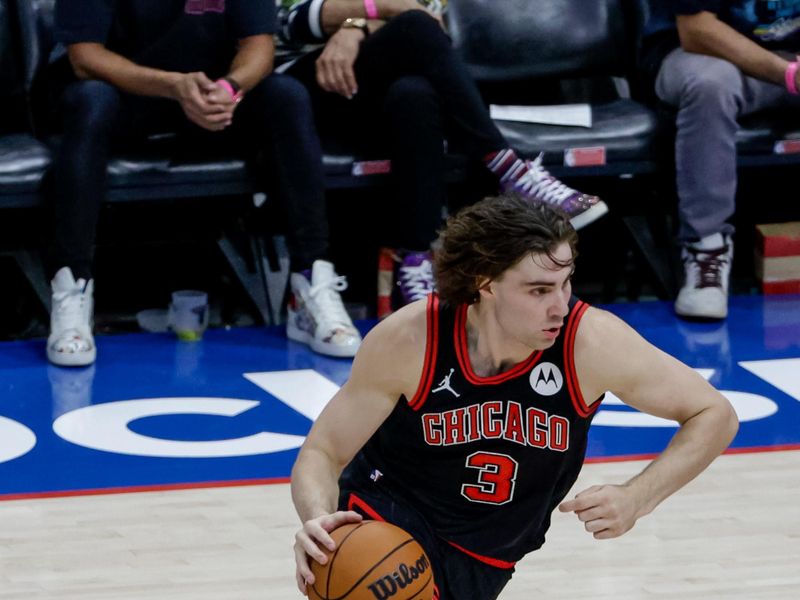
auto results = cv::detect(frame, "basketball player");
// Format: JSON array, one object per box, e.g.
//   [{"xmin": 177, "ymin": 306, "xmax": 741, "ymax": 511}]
[{"xmin": 291, "ymin": 195, "xmax": 738, "ymax": 599}]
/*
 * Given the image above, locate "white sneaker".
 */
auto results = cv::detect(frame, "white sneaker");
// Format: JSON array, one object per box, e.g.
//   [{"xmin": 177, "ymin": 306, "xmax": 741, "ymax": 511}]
[
  {"xmin": 286, "ymin": 260, "xmax": 362, "ymax": 358},
  {"xmin": 47, "ymin": 267, "xmax": 96, "ymax": 366},
  {"xmin": 675, "ymin": 234, "xmax": 733, "ymax": 320}
]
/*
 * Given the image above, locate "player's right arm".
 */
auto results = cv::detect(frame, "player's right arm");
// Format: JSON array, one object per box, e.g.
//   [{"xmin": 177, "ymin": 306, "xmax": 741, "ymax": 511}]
[{"xmin": 291, "ymin": 301, "xmax": 428, "ymax": 593}]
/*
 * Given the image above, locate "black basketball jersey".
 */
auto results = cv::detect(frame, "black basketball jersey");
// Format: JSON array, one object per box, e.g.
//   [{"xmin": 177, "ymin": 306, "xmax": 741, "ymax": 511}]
[{"xmin": 340, "ymin": 294, "xmax": 602, "ymax": 567}]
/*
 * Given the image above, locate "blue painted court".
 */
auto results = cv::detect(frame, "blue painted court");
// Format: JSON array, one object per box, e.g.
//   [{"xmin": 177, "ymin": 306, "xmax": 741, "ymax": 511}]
[{"xmin": 2, "ymin": 295, "xmax": 799, "ymax": 500}]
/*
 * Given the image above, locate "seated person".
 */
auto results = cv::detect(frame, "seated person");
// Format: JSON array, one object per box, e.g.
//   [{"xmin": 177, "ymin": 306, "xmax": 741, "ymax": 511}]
[
  {"xmin": 641, "ymin": 0, "xmax": 800, "ymax": 319},
  {"xmin": 277, "ymin": 0, "xmax": 608, "ymax": 306},
  {"xmin": 48, "ymin": 0, "xmax": 361, "ymax": 366}
]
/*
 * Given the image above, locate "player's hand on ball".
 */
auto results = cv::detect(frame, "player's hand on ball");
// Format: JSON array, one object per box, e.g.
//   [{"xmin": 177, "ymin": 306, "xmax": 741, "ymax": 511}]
[
  {"xmin": 558, "ymin": 484, "xmax": 643, "ymax": 539},
  {"xmin": 294, "ymin": 510, "xmax": 363, "ymax": 594}
]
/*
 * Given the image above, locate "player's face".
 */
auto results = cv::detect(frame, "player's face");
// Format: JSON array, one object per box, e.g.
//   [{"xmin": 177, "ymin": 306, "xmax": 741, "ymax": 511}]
[{"xmin": 485, "ymin": 242, "xmax": 573, "ymax": 350}]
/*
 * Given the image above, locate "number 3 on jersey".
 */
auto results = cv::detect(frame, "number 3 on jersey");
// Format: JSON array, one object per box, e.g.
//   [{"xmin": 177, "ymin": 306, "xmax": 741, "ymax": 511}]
[{"xmin": 461, "ymin": 451, "xmax": 519, "ymax": 505}]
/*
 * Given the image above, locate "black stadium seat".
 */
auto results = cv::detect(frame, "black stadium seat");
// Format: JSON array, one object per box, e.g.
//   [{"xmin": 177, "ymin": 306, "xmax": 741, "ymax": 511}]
[
  {"xmin": 447, "ymin": 0, "xmax": 664, "ymax": 177},
  {"xmin": 14, "ymin": 0, "xmax": 256, "ymax": 204},
  {"xmin": 447, "ymin": 0, "xmax": 676, "ymax": 297},
  {"xmin": 0, "ymin": 0, "xmax": 50, "ymax": 209}
]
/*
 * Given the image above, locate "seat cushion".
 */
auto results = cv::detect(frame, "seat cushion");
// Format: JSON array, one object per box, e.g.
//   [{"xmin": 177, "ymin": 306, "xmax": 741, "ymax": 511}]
[
  {"xmin": 107, "ymin": 153, "xmax": 251, "ymax": 191},
  {"xmin": 321, "ymin": 145, "xmax": 467, "ymax": 187},
  {"xmin": 106, "ymin": 133, "xmax": 252, "ymax": 196},
  {"xmin": 494, "ymin": 99, "xmax": 660, "ymax": 168},
  {"xmin": 736, "ymin": 110, "xmax": 800, "ymax": 156},
  {"xmin": 44, "ymin": 133, "xmax": 254, "ymax": 201},
  {"xmin": 0, "ymin": 133, "xmax": 51, "ymax": 194}
]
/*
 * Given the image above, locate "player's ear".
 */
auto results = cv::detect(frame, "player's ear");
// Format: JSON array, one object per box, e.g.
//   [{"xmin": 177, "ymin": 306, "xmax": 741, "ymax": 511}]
[{"xmin": 476, "ymin": 276, "xmax": 493, "ymax": 299}]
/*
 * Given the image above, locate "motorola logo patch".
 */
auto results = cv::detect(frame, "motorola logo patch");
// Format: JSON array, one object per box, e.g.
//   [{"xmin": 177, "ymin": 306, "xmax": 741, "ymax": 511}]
[{"xmin": 529, "ymin": 362, "xmax": 563, "ymax": 396}]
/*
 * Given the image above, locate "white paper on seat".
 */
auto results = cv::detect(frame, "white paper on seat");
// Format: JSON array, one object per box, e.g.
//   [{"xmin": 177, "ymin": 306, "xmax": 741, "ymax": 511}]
[{"xmin": 489, "ymin": 104, "xmax": 592, "ymax": 128}]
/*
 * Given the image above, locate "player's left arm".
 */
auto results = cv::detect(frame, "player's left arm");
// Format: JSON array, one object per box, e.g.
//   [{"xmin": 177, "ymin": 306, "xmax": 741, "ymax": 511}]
[{"xmin": 559, "ymin": 307, "xmax": 739, "ymax": 539}]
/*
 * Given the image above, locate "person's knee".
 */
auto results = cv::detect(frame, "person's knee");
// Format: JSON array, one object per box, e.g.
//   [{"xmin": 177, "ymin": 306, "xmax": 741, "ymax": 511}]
[
  {"xmin": 384, "ymin": 76, "xmax": 439, "ymax": 112},
  {"xmin": 61, "ymin": 80, "xmax": 121, "ymax": 129},
  {"xmin": 387, "ymin": 10, "xmax": 449, "ymax": 49},
  {"xmin": 678, "ymin": 58, "xmax": 743, "ymax": 110},
  {"xmin": 248, "ymin": 74, "xmax": 313, "ymax": 120}
]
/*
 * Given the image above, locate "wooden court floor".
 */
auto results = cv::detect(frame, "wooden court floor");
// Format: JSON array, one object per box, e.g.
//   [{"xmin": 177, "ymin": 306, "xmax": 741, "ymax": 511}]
[{"xmin": 2, "ymin": 450, "xmax": 798, "ymax": 599}]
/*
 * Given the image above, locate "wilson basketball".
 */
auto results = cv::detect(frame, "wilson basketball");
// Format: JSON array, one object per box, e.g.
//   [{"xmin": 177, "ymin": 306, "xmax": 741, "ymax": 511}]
[{"xmin": 308, "ymin": 520, "xmax": 434, "ymax": 600}]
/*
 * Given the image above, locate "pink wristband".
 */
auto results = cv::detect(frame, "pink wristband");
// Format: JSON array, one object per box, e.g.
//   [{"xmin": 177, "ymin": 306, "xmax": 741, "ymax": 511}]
[
  {"xmin": 216, "ymin": 78, "xmax": 243, "ymax": 103},
  {"xmin": 785, "ymin": 60, "xmax": 799, "ymax": 95},
  {"xmin": 364, "ymin": 0, "xmax": 378, "ymax": 19}
]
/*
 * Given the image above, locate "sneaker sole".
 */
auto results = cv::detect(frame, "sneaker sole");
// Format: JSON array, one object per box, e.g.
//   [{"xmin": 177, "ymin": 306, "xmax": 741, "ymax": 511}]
[
  {"xmin": 47, "ymin": 346, "xmax": 97, "ymax": 367},
  {"xmin": 570, "ymin": 201, "xmax": 609, "ymax": 230},
  {"xmin": 286, "ymin": 322, "xmax": 359, "ymax": 358},
  {"xmin": 674, "ymin": 302, "xmax": 728, "ymax": 320}
]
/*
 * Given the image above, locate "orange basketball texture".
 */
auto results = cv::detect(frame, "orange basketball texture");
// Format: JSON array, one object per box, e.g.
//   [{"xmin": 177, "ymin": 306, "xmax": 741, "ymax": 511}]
[{"xmin": 308, "ymin": 520, "xmax": 434, "ymax": 600}]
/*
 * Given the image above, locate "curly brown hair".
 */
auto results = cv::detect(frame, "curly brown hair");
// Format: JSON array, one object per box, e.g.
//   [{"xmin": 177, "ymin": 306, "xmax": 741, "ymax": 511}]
[{"xmin": 434, "ymin": 194, "xmax": 578, "ymax": 306}]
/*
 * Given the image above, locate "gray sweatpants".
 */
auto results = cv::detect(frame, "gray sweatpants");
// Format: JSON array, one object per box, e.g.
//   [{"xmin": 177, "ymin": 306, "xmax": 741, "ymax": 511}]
[{"xmin": 656, "ymin": 47, "xmax": 800, "ymax": 242}]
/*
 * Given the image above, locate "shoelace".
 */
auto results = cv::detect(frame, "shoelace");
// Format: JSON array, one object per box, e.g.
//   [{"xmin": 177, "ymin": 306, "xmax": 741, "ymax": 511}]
[
  {"xmin": 52, "ymin": 289, "xmax": 88, "ymax": 334},
  {"xmin": 399, "ymin": 260, "xmax": 434, "ymax": 302},
  {"xmin": 687, "ymin": 246, "xmax": 729, "ymax": 288},
  {"xmin": 514, "ymin": 154, "xmax": 577, "ymax": 205},
  {"xmin": 308, "ymin": 275, "xmax": 353, "ymax": 330}
]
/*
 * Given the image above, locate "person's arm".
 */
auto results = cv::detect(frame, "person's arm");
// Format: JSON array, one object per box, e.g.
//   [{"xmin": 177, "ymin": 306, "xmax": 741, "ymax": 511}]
[
  {"xmin": 291, "ymin": 302, "xmax": 427, "ymax": 594},
  {"xmin": 223, "ymin": 34, "xmax": 275, "ymax": 93},
  {"xmin": 67, "ymin": 43, "xmax": 187, "ymax": 98},
  {"xmin": 559, "ymin": 308, "xmax": 738, "ymax": 539},
  {"xmin": 319, "ymin": 0, "xmax": 420, "ymax": 34},
  {"xmin": 204, "ymin": 35, "xmax": 275, "ymax": 118},
  {"xmin": 67, "ymin": 43, "xmax": 232, "ymax": 131},
  {"xmin": 676, "ymin": 11, "xmax": 793, "ymax": 88},
  {"xmin": 315, "ymin": 0, "xmax": 442, "ymax": 97}
]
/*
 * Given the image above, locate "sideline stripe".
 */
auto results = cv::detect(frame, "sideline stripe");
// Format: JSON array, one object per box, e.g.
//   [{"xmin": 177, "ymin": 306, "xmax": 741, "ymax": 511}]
[
  {"xmin": 0, "ymin": 476, "xmax": 290, "ymax": 502},
  {"xmin": 584, "ymin": 442, "xmax": 800, "ymax": 464},
  {"xmin": 3, "ymin": 444, "xmax": 799, "ymax": 502}
]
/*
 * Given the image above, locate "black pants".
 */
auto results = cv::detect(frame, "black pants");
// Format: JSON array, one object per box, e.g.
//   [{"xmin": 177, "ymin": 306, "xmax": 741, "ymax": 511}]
[
  {"xmin": 285, "ymin": 11, "xmax": 506, "ymax": 251},
  {"xmin": 51, "ymin": 72, "xmax": 328, "ymax": 279}
]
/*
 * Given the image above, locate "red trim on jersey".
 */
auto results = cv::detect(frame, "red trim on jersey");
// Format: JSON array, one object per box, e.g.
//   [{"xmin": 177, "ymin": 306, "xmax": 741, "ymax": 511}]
[
  {"xmin": 409, "ymin": 294, "xmax": 440, "ymax": 411},
  {"xmin": 563, "ymin": 301, "xmax": 599, "ymax": 418},
  {"xmin": 445, "ymin": 540, "xmax": 517, "ymax": 570},
  {"xmin": 346, "ymin": 493, "xmax": 387, "ymax": 522},
  {"xmin": 454, "ymin": 304, "xmax": 542, "ymax": 385}
]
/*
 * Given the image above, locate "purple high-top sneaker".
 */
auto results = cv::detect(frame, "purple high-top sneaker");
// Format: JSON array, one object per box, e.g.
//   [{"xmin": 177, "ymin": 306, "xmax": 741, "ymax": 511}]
[
  {"xmin": 397, "ymin": 251, "xmax": 435, "ymax": 305},
  {"xmin": 504, "ymin": 154, "xmax": 609, "ymax": 230}
]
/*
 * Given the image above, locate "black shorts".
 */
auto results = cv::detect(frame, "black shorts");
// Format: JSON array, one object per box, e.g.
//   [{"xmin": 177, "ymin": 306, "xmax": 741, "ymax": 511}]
[{"xmin": 338, "ymin": 486, "xmax": 514, "ymax": 600}]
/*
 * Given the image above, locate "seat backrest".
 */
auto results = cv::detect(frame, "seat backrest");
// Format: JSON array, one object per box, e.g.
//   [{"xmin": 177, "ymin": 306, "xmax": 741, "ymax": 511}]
[
  {"xmin": 447, "ymin": 0, "xmax": 640, "ymax": 84},
  {"xmin": 14, "ymin": 0, "xmax": 56, "ymax": 94},
  {"xmin": 1, "ymin": 0, "xmax": 20, "ymax": 91},
  {"xmin": 1, "ymin": 0, "xmax": 28, "ymax": 133}
]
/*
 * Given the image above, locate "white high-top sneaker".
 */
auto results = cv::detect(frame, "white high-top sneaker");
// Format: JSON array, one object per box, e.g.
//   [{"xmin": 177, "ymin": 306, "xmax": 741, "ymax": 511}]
[
  {"xmin": 286, "ymin": 260, "xmax": 362, "ymax": 358},
  {"xmin": 47, "ymin": 267, "xmax": 96, "ymax": 366},
  {"xmin": 675, "ymin": 233, "xmax": 733, "ymax": 320}
]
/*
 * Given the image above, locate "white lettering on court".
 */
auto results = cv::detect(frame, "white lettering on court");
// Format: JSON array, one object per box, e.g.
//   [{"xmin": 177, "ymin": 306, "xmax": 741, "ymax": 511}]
[
  {"xmin": 52, "ymin": 398, "xmax": 305, "ymax": 457},
  {"xmin": 0, "ymin": 416, "xmax": 37, "ymax": 464}
]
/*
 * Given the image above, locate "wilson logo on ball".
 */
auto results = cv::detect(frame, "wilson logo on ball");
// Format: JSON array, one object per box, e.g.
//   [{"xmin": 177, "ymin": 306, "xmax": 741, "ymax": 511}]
[{"xmin": 366, "ymin": 554, "xmax": 431, "ymax": 600}]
